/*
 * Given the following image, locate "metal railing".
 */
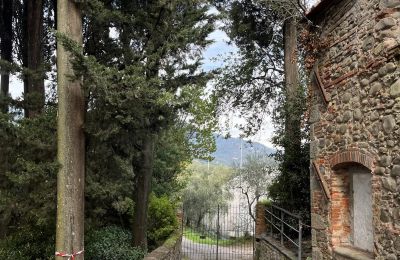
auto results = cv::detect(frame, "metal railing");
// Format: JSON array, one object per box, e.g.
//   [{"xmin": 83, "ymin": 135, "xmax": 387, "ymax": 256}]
[{"xmin": 265, "ymin": 205, "xmax": 303, "ymax": 260}]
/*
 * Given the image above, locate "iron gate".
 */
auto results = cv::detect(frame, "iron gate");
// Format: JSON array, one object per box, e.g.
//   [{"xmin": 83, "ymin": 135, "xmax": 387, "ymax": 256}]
[{"xmin": 182, "ymin": 205, "xmax": 255, "ymax": 260}]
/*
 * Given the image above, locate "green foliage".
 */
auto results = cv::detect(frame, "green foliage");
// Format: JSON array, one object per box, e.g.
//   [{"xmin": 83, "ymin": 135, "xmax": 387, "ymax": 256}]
[
  {"xmin": 85, "ymin": 226, "xmax": 146, "ymax": 260},
  {"xmin": 182, "ymin": 162, "xmax": 233, "ymax": 227},
  {"xmin": 269, "ymin": 85, "xmax": 310, "ymax": 219},
  {"xmin": 215, "ymin": 0, "xmax": 284, "ymax": 136},
  {"xmin": 230, "ymin": 152, "xmax": 276, "ymax": 220},
  {"xmin": 147, "ymin": 194, "xmax": 179, "ymax": 248},
  {"xmin": 215, "ymin": 0, "xmax": 310, "ymax": 220},
  {"xmin": 0, "ymin": 227, "xmax": 55, "ymax": 260},
  {"xmin": 0, "ymin": 108, "xmax": 58, "ymax": 259}
]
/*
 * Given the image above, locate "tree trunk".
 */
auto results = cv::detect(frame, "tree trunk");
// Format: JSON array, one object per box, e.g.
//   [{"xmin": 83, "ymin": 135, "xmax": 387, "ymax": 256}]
[
  {"xmin": 0, "ymin": 0, "xmax": 13, "ymax": 113},
  {"xmin": 283, "ymin": 17, "xmax": 301, "ymax": 206},
  {"xmin": 55, "ymin": 1, "xmax": 85, "ymax": 259},
  {"xmin": 23, "ymin": 0, "xmax": 45, "ymax": 117},
  {"xmin": 132, "ymin": 133, "xmax": 156, "ymax": 250}
]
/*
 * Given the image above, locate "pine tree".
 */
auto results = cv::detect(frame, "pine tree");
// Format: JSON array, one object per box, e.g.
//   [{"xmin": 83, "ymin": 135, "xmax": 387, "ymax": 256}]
[
  {"xmin": 55, "ymin": 0, "xmax": 85, "ymax": 258},
  {"xmin": 216, "ymin": 0, "xmax": 310, "ymax": 214},
  {"xmin": 0, "ymin": 0, "xmax": 13, "ymax": 113},
  {"xmin": 65, "ymin": 0, "xmax": 217, "ymax": 249}
]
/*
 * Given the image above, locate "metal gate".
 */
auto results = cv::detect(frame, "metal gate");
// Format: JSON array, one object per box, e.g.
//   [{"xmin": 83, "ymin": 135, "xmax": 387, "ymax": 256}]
[{"xmin": 182, "ymin": 205, "xmax": 255, "ymax": 260}]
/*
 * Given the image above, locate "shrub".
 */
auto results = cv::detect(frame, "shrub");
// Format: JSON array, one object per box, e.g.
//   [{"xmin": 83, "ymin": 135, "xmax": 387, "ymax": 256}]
[
  {"xmin": 147, "ymin": 194, "xmax": 179, "ymax": 248},
  {"xmin": 85, "ymin": 226, "xmax": 145, "ymax": 260},
  {"xmin": 0, "ymin": 227, "xmax": 55, "ymax": 260}
]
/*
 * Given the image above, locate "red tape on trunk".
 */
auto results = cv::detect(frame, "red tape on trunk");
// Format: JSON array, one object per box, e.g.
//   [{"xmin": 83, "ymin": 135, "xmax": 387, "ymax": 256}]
[{"xmin": 55, "ymin": 249, "xmax": 84, "ymax": 260}]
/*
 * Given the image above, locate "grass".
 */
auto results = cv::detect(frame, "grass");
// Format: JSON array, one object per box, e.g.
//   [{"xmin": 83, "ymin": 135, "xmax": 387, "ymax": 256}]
[{"xmin": 183, "ymin": 227, "xmax": 252, "ymax": 246}]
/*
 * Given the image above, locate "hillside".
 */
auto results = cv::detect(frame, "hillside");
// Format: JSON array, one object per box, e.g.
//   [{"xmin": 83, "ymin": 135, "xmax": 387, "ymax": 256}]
[{"xmin": 209, "ymin": 135, "xmax": 275, "ymax": 166}]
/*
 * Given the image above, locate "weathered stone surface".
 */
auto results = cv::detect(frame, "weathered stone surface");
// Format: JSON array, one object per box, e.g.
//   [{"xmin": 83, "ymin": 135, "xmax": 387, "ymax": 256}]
[
  {"xmin": 391, "ymin": 165, "xmax": 400, "ymax": 177},
  {"xmin": 394, "ymin": 208, "xmax": 400, "ymax": 220},
  {"xmin": 395, "ymin": 236, "xmax": 400, "ymax": 250},
  {"xmin": 382, "ymin": 177, "xmax": 397, "ymax": 192},
  {"xmin": 310, "ymin": 140, "xmax": 319, "ymax": 159},
  {"xmin": 379, "ymin": 155, "xmax": 392, "ymax": 167},
  {"xmin": 370, "ymin": 82, "xmax": 382, "ymax": 95},
  {"xmin": 312, "ymin": 213, "xmax": 326, "ymax": 230},
  {"xmin": 342, "ymin": 110, "xmax": 352, "ymax": 122},
  {"xmin": 375, "ymin": 18, "xmax": 396, "ymax": 31},
  {"xmin": 360, "ymin": 78, "xmax": 369, "ymax": 86},
  {"xmin": 382, "ymin": 115, "xmax": 395, "ymax": 133},
  {"xmin": 338, "ymin": 124, "xmax": 347, "ymax": 134},
  {"xmin": 375, "ymin": 166, "xmax": 386, "ymax": 175},
  {"xmin": 380, "ymin": 210, "xmax": 390, "ymax": 222},
  {"xmin": 393, "ymin": 157, "xmax": 400, "ymax": 165},
  {"xmin": 385, "ymin": 62, "xmax": 397, "ymax": 73},
  {"xmin": 342, "ymin": 93, "xmax": 352, "ymax": 103},
  {"xmin": 380, "ymin": 0, "xmax": 400, "ymax": 8},
  {"xmin": 362, "ymin": 37, "xmax": 374, "ymax": 51},
  {"xmin": 310, "ymin": 105, "xmax": 321, "ymax": 123},
  {"xmin": 390, "ymin": 78, "xmax": 400, "ymax": 98},
  {"xmin": 370, "ymin": 111, "xmax": 380, "ymax": 121},
  {"xmin": 309, "ymin": 1, "xmax": 400, "ymax": 259}
]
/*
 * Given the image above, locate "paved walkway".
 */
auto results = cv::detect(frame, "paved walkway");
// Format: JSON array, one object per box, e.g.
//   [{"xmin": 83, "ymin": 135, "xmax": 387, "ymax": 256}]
[{"xmin": 181, "ymin": 236, "xmax": 253, "ymax": 260}]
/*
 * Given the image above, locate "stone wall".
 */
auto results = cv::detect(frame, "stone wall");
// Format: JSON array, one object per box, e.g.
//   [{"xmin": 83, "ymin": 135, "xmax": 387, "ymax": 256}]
[
  {"xmin": 255, "ymin": 203, "xmax": 267, "ymax": 236},
  {"xmin": 254, "ymin": 203, "xmax": 297, "ymax": 260},
  {"xmin": 255, "ymin": 236, "xmax": 296, "ymax": 260},
  {"xmin": 143, "ymin": 231, "xmax": 182, "ymax": 260},
  {"xmin": 308, "ymin": 0, "xmax": 400, "ymax": 259}
]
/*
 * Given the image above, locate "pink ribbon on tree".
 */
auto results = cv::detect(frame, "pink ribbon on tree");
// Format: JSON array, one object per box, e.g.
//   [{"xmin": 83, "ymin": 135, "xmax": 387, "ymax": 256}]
[{"xmin": 55, "ymin": 249, "xmax": 84, "ymax": 260}]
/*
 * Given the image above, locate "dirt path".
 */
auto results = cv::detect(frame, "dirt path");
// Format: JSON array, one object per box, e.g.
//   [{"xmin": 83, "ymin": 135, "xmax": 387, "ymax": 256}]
[{"xmin": 181, "ymin": 236, "xmax": 254, "ymax": 260}]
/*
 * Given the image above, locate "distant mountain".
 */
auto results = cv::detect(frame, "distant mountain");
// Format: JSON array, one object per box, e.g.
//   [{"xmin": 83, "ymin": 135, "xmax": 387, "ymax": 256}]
[{"xmin": 208, "ymin": 135, "xmax": 275, "ymax": 166}]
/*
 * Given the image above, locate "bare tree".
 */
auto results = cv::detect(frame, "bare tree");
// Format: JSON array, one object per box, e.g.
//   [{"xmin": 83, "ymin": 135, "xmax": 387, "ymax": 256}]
[{"xmin": 230, "ymin": 152, "xmax": 276, "ymax": 221}]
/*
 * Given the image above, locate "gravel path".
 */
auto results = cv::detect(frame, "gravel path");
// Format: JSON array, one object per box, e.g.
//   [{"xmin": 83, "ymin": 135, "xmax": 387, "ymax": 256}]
[{"xmin": 181, "ymin": 236, "xmax": 254, "ymax": 260}]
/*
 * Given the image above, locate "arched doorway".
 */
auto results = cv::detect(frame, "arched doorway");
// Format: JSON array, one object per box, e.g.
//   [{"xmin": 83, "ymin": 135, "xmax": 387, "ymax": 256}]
[
  {"xmin": 349, "ymin": 165, "xmax": 373, "ymax": 251},
  {"xmin": 330, "ymin": 150, "xmax": 375, "ymax": 252}
]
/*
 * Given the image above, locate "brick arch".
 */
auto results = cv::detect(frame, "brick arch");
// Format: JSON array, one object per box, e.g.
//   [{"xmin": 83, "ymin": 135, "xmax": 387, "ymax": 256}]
[{"xmin": 329, "ymin": 149, "xmax": 375, "ymax": 171}]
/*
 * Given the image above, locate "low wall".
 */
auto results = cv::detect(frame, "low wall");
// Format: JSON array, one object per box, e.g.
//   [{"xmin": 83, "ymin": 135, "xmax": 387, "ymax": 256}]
[
  {"xmin": 144, "ymin": 231, "xmax": 182, "ymax": 260},
  {"xmin": 254, "ymin": 203, "xmax": 296, "ymax": 260},
  {"xmin": 255, "ymin": 235, "xmax": 296, "ymax": 260}
]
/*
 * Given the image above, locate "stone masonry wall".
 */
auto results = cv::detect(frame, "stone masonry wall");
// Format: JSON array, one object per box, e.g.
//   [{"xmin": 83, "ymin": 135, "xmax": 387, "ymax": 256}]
[
  {"xmin": 308, "ymin": 0, "xmax": 400, "ymax": 259},
  {"xmin": 143, "ymin": 231, "xmax": 182, "ymax": 260}
]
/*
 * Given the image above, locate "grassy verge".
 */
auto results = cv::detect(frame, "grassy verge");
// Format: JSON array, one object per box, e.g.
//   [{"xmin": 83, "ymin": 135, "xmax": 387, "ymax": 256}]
[{"xmin": 183, "ymin": 227, "xmax": 251, "ymax": 246}]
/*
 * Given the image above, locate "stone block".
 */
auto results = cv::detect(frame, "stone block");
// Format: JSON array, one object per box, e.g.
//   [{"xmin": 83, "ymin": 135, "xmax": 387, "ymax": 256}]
[
  {"xmin": 309, "ymin": 105, "xmax": 321, "ymax": 123},
  {"xmin": 379, "ymin": 155, "xmax": 392, "ymax": 167},
  {"xmin": 380, "ymin": 0, "xmax": 400, "ymax": 8},
  {"xmin": 382, "ymin": 115, "xmax": 395, "ymax": 133},
  {"xmin": 375, "ymin": 17, "xmax": 396, "ymax": 31},
  {"xmin": 370, "ymin": 82, "xmax": 383, "ymax": 95},
  {"xmin": 391, "ymin": 165, "xmax": 400, "ymax": 176},
  {"xmin": 390, "ymin": 78, "xmax": 400, "ymax": 98},
  {"xmin": 382, "ymin": 177, "xmax": 397, "ymax": 192},
  {"xmin": 380, "ymin": 209, "xmax": 390, "ymax": 222},
  {"xmin": 312, "ymin": 213, "xmax": 326, "ymax": 230}
]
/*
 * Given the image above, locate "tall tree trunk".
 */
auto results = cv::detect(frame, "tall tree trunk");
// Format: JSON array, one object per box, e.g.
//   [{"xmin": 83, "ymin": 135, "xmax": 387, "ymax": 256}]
[
  {"xmin": 55, "ymin": 1, "xmax": 85, "ymax": 259},
  {"xmin": 132, "ymin": 133, "xmax": 156, "ymax": 250},
  {"xmin": 283, "ymin": 18, "xmax": 301, "ymax": 206},
  {"xmin": 23, "ymin": 0, "xmax": 45, "ymax": 117},
  {"xmin": 0, "ymin": 0, "xmax": 13, "ymax": 113}
]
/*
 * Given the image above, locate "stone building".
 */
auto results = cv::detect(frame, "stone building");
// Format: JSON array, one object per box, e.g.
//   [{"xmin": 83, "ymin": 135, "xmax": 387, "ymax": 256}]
[{"xmin": 307, "ymin": 0, "xmax": 400, "ymax": 259}]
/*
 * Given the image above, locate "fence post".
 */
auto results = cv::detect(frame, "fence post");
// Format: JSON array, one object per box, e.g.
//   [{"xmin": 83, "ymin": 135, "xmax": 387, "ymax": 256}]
[
  {"xmin": 216, "ymin": 205, "xmax": 219, "ymax": 260},
  {"xmin": 298, "ymin": 219, "xmax": 302, "ymax": 260},
  {"xmin": 270, "ymin": 207, "xmax": 273, "ymax": 237},
  {"xmin": 280, "ymin": 211, "xmax": 284, "ymax": 245}
]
